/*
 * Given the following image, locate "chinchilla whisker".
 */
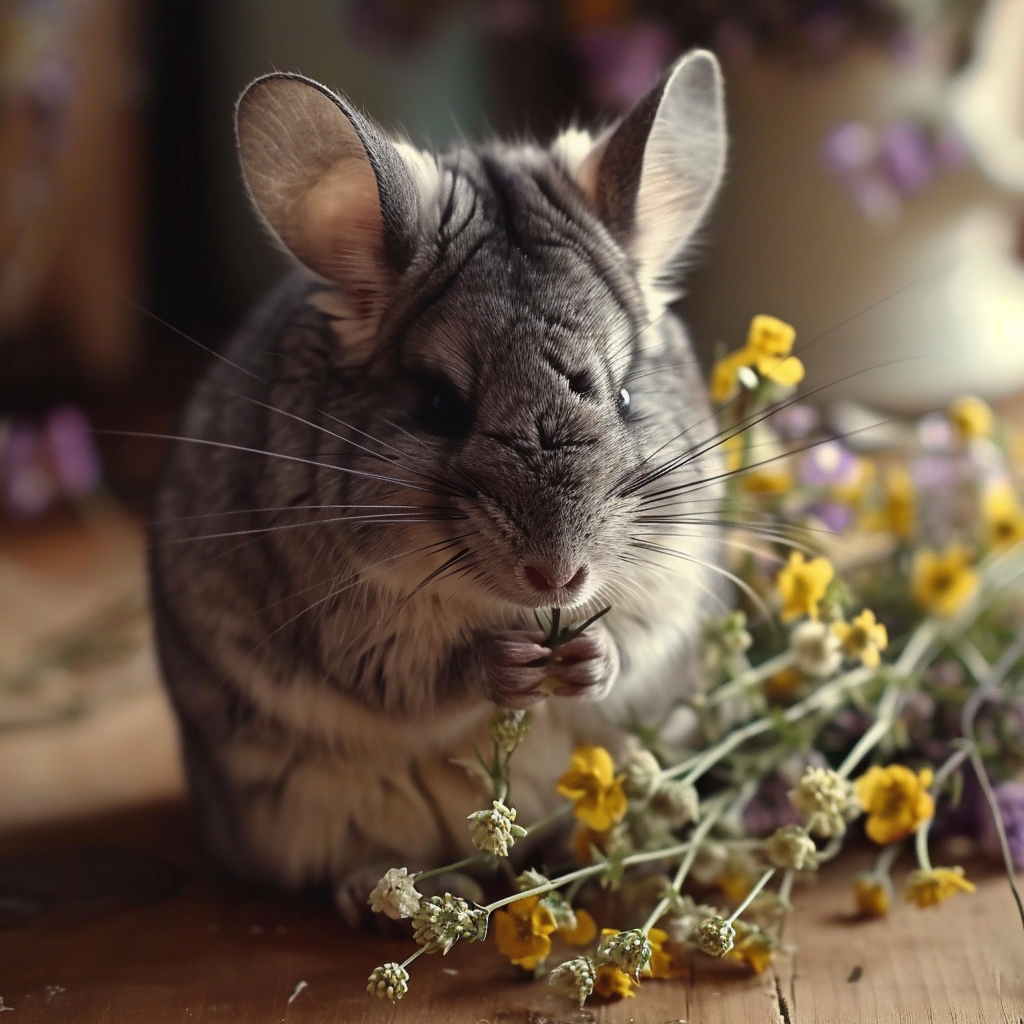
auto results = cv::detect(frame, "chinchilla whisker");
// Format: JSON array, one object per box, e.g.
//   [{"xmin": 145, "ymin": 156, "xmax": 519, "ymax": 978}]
[
  {"xmin": 622, "ymin": 358, "xmax": 702, "ymax": 385},
  {"xmin": 625, "ymin": 361, "xmax": 912, "ymax": 499},
  {"xmin": 249, "ymin": 534, "xmax": 477, "ymax": 646},
  {"xmin": 641, "ymin": 416, "xmax": 898, "ymax": 504},
  {"xmin": 631, "ymin": 526, "xmax": 799, "ymax": 561},
  {"xmin": 97, "ymin": 429, "xmax": 452, "ymax": 496},
  {"xmin": 404, "ymin": 547, "xmax": 473, "ymax": 601},
  {"xmin": 616, "ymin": 551, "xmax": 730, "ymax": 615},
  {"xmin": 630, "ymin": 539, "xmax": 773, "ymax": 627},
  {"xmin": 151, "ymin": 503, "xmax": 438, "ymax": 524},
  {"xmin": 151, "ymin": 512, "xmax": 469, "ymax": 547},
  {"xmin": 235, "ymin": 393, "xmax": 472, "ymax": 499}
]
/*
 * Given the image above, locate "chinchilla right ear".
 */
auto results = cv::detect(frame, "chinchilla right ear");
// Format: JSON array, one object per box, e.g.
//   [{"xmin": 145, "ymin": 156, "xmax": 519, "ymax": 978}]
[
  {"xmin": 235, "ymin": 73, "xmax": 422, "ymax": 323},
  {"xmin": 562, "ymin": 50, "xmax": 728, "ymax": 307}
]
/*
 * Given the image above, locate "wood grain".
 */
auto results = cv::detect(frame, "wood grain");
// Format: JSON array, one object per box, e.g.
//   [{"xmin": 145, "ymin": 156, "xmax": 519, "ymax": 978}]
[{"xmin": 0, "ymin": 804, "xmax": 1022, "ymax": 1024}]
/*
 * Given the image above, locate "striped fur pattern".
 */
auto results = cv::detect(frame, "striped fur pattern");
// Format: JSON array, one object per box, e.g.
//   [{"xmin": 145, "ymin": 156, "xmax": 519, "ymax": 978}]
[{"xmin": 149, "ymin": 51, "xmax": 729, "ymax": 914}]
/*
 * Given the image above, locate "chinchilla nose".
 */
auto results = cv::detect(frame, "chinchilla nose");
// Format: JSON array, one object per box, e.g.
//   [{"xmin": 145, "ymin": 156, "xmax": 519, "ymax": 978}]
[{"xmin": 524, "ymin": 562, "xmax": 588, "ymax": 595}]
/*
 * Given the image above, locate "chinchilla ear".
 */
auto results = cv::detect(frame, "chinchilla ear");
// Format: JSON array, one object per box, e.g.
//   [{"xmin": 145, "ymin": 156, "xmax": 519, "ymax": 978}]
[
  {"xmin": 236, "ymin": 73, "xmax": 421, "ymax": 304},
  {"xmin": 566, "ymin": 50, "xmax": 727, "ymax": 304}
]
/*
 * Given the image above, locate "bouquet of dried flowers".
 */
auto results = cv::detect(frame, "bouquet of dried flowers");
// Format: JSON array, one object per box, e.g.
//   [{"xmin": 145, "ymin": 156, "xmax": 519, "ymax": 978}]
[{"xmin": 365, "ymin": 314, "xmax": 1024, "ymax": 1009}]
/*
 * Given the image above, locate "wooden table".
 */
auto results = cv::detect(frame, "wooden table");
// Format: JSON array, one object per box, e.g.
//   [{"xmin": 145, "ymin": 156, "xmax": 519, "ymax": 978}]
[
  {"xmin": 0, "ymin": 801, "xmax": 1022, "ymax": 1024},
  {"xmin": 1, "ymin": 517, "xmax": 1023, "ymax": 1024}
]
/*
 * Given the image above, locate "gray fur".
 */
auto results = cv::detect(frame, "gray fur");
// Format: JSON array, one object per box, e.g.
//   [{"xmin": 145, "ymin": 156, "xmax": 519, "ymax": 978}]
[{"xmin": 150, "ymin": 51, "xmax": 728, "ymax": 910}]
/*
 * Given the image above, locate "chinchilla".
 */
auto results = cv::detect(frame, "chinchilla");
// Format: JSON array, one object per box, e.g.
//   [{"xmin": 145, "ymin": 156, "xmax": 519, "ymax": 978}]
[{"xmin": 149, "ymin": 49, "xmax": 728, "ymax": 924}]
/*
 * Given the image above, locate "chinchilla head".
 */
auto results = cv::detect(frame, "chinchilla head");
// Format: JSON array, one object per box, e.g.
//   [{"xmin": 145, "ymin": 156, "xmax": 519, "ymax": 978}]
[{"xmin": 235, "ymin": 51, "xmax": 727, "ymax": 617}]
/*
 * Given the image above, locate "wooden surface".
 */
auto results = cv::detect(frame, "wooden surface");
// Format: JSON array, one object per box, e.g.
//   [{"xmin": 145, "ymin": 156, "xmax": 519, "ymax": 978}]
[{"xmin": 1, "ymin": 516, "xmax": 1024, "ymax": 1023}]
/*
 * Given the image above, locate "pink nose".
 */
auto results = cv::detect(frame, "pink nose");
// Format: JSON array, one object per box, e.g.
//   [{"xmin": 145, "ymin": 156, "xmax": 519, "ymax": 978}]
[{"xmin": 524, "ymin": 563, "xmax": 588, "ymax": 593}]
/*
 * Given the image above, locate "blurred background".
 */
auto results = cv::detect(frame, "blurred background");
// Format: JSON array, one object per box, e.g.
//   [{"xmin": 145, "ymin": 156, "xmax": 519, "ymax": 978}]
[{"xmin": 1, "ymin": 0, "xmax": 1023, "ymax": 827}]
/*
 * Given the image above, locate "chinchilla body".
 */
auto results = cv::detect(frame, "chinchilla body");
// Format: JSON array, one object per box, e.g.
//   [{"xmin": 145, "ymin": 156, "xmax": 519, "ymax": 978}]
[{"xmin": 150, "ymin": 51, "xmax": 729, "ymax": 915}]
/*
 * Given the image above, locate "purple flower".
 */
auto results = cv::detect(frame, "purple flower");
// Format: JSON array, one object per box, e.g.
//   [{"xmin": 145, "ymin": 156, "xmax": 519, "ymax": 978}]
[
  {"xmin": 978, "ymin": 781, "xmax": 1024, "ymax": 869},
  {"xmin": 880, "ymin": 121, "xmax": 934, "ymax": 195},
  {"xmin": 575, "ymin": 21, "xmax": 676, "ymax": 113},
  {"xmin": 799, "ymin": 440, "xmax": 858, "ymax": 488},
  {"xmin": 806, "ymin": 500, "xmax": 854, "ymax": 534},
  {"xmin": 1, "ymin": 420, "xmax": 55, "ymax": 519},
  {"xmin": 822, "ymin": 122, "xmax": 876, "ymax": 176},
  {"xmin": 770, "ymin": 402, "xmax": 819, "ymax": 441},
  {"xmin": 45, "ymin": 406, "xmax": 100, "ymax": 498}
]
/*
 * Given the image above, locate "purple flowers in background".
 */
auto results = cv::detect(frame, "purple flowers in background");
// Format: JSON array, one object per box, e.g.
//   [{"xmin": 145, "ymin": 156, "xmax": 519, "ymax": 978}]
[
  {"xmin": 799, "ymin": 439, "xmax": 859, "ymax": 533},
  {"xmin": 822, "ymin": 117, "xmax": 970, "ymax": 223},
  {"xmin": 0, "ymin": 406, "xmax": 100, "ymax": 519},
  {"xmin": 978, "ymin": 781, "xmax": 1024, "ymax": 870}
]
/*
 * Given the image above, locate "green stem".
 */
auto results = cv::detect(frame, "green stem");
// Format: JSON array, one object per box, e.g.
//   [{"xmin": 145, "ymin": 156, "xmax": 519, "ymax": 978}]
[
  {"xmin": 704, "ymin": 650, "xmax": 795, "ymax": 709},
  {"xmin": 726, "ymin": 868, "xmax": 776, "ymax": 926},
  {"xmin": 640, "ymin": 796, "xmax": 730, "ymax": 934},
  {"xmin": 836, "ymin": 680, "xmax": 900, "ymax": 779},
  {"xmin": 414, "ymin": 855, "xmax": 481, "ymax": 884},
  {"xmin": 400, "ymin": 945, "xmax": 428, "ymax": 970}
]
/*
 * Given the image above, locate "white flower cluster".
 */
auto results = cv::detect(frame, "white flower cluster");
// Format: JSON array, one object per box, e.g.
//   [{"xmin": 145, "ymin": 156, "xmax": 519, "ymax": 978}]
[
  {"xmin": 596, "ymin": 927, "xmax": 652, "ymax": 980},
  {"xmin": 467, "ymin": 799, "xmax": 527, "ymax": 857},
  {"xmin": 548, "ymin": 956, "xmax": 597, "ymax": 1009},
  {"xmin": 789, "ymin": 766, "xmax": 861, "ymax": 838},
  {"xmin": 412, "ymin": 894, "xmax": 488, "ymax": 954},
  {"xmin": 366, "ymin": 962, "xmax": 409, "ymax": 1003},
  {"xmin": 367, "ymin": 866, "xmax": 422, "ymax": 920}
]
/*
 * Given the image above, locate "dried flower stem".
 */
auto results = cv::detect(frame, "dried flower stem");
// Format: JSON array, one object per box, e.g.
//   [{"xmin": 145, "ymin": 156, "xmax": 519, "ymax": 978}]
[
  {"xmin": 726, "ymin": 868, "xmax": 776, "ymax": 926},
  {"xmin": 640, "ymin": 796, "xmax": 731, "ymax": 934}
]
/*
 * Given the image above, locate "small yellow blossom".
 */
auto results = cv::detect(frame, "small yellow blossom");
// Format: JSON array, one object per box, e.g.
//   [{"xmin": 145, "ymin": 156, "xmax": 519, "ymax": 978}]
[
  {"xmin": 904, "ymin": 866, "xmax": 976, "ymax": 908},
  {"xmin": 557, "ymin": 746, "xmax": 628, "ymax": 832},
  {"xmin": 572, "ymin": 826, "xmax": 607, "ymax": 864},
  {"xmin": 718, "ymin": 867, "xmax": 754, "ymax": 905},
  {"xmin": 853, "ymin": 873, "xmax": 892, "ymax": 918},
  {"xmin": 645, "ymin": 928, "xmax": 688, "ymax": 980},
  {"xmin": 492, "ymin": 895, "xmax": 558, "ymax": 970},
  {"xmin": 832, "ymin": 609, "xmax": 888, "ymax": 668},
  {"xmin": 744, "ymin": 466, "xmax": 794, "ymax": 495},
  {"xmin": 983, "ymin": 482, "xmax": 1024, "ymax": 553},
  {"xmin": 855, "ymin": 764, "xmax": 934, "ymax": 845},
  {"xmin": 765, "ymin": 667, "xmax": 804, "ymax": 703},
  {"xmin": 711, "ymin": 351, "xmax": 750, "ymax": 404},
  {"xmin": 911, "ymin": 545, "xmax": 979, "ymax": 618},
  {"xmin": 558, "ymin": 908, "xmax": 597, "ymax": 946},
  {"xmin": 874, "ymin": 466, "xmax": 916, "ymax": 540},
  {"xmin": 709, "ymin": 315, "xmax": 804, "ymax": 405},
  {"xmin": 726, "ymin": 922, "xmax": 775, "ymax": 974},
  {"xmin": 949, "ymin": 395, "xmax": 993, "ymax": 441},
  {"xmin": 775, "ymin": 551, "xmax": 835, "ymax": 622},
  {"xmin": 592, "ymin": 963, "xmax": 637, "ymax": 999}
]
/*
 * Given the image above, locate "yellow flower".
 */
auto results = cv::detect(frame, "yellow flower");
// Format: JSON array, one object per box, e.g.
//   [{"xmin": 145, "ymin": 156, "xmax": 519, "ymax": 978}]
[
  {"xmin": 831, "ymin": 609, "xmax": 888, "ymax": 668},
  {"xmin": 911, "ymin": 545, "xmax": 979, "ymax": 618},
  {"xmin": 718, "ymin": 867, "xmax": 754, "ymax": 905},
  {"xmin": 855, "ymin": 764, "xmax": 935, "ymax": 845},
  {"xmin": 558, "ymin": 908, "xmax": 597, "ymax": 946},
  {"xmin": 492, "ymin": 895, "xmax": 558, "ymax": 970},
  {"xmin": 557, "ymin": 746, "xmax": 628, "ymax": 832},
  {"xmin": 709, "ymin": 315, "xmax": 804, "ymax": 405},
  {"xmin": 904, "ymin": 866, "xmax": 976, "ymax": 908},
  {"xmin": 983, "ymin": 482, "xmax": 1024, "ymax": 553},
  {"xmin": 853, "ymin": 873, "xmax": 891, "ymax": 918},
  {"xmin": 744, "ymin": 466, "xmax": 794, "ymax": 495},
  {"xmin": 726, "ymin": 921, "xmax": 775, "ymax": 974},
  {"xmin": 592, "ymin": 963, "xmax": 637, "ymax": 999},
  {"xmin": 745, "ymin": 314, "xmax": 805, "ymax": 389},
  {"xmin": 949, "ymin": 396, "xmax": 993, "ymax": 441},
  {"xmin": 711, "ymin": 351, "xmax": 749, "ymax": 405},
  {"xmin": 645, "ymin": 928, "xmax": 688, "ymax": 980},
  {"xmin": 874, "ymin": 466, "xmax": 916, "ymax": 540},
  {"xmin": 775, "ymin": 551, "xmax": 835, "ymax": 622},
  {"xmin": 765, "ymin": 667, "xmax": 804, "ymax": 703}
]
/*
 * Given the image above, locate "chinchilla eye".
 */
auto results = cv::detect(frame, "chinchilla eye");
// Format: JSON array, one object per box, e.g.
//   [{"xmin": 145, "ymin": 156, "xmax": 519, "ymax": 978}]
[
  {"xmin": 414, "ymin": 375, "xmax": 474, "ymax": 439},
  {"xmin": 617, "ymin": 387, "xmax": 631, "ymax": 415}
]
